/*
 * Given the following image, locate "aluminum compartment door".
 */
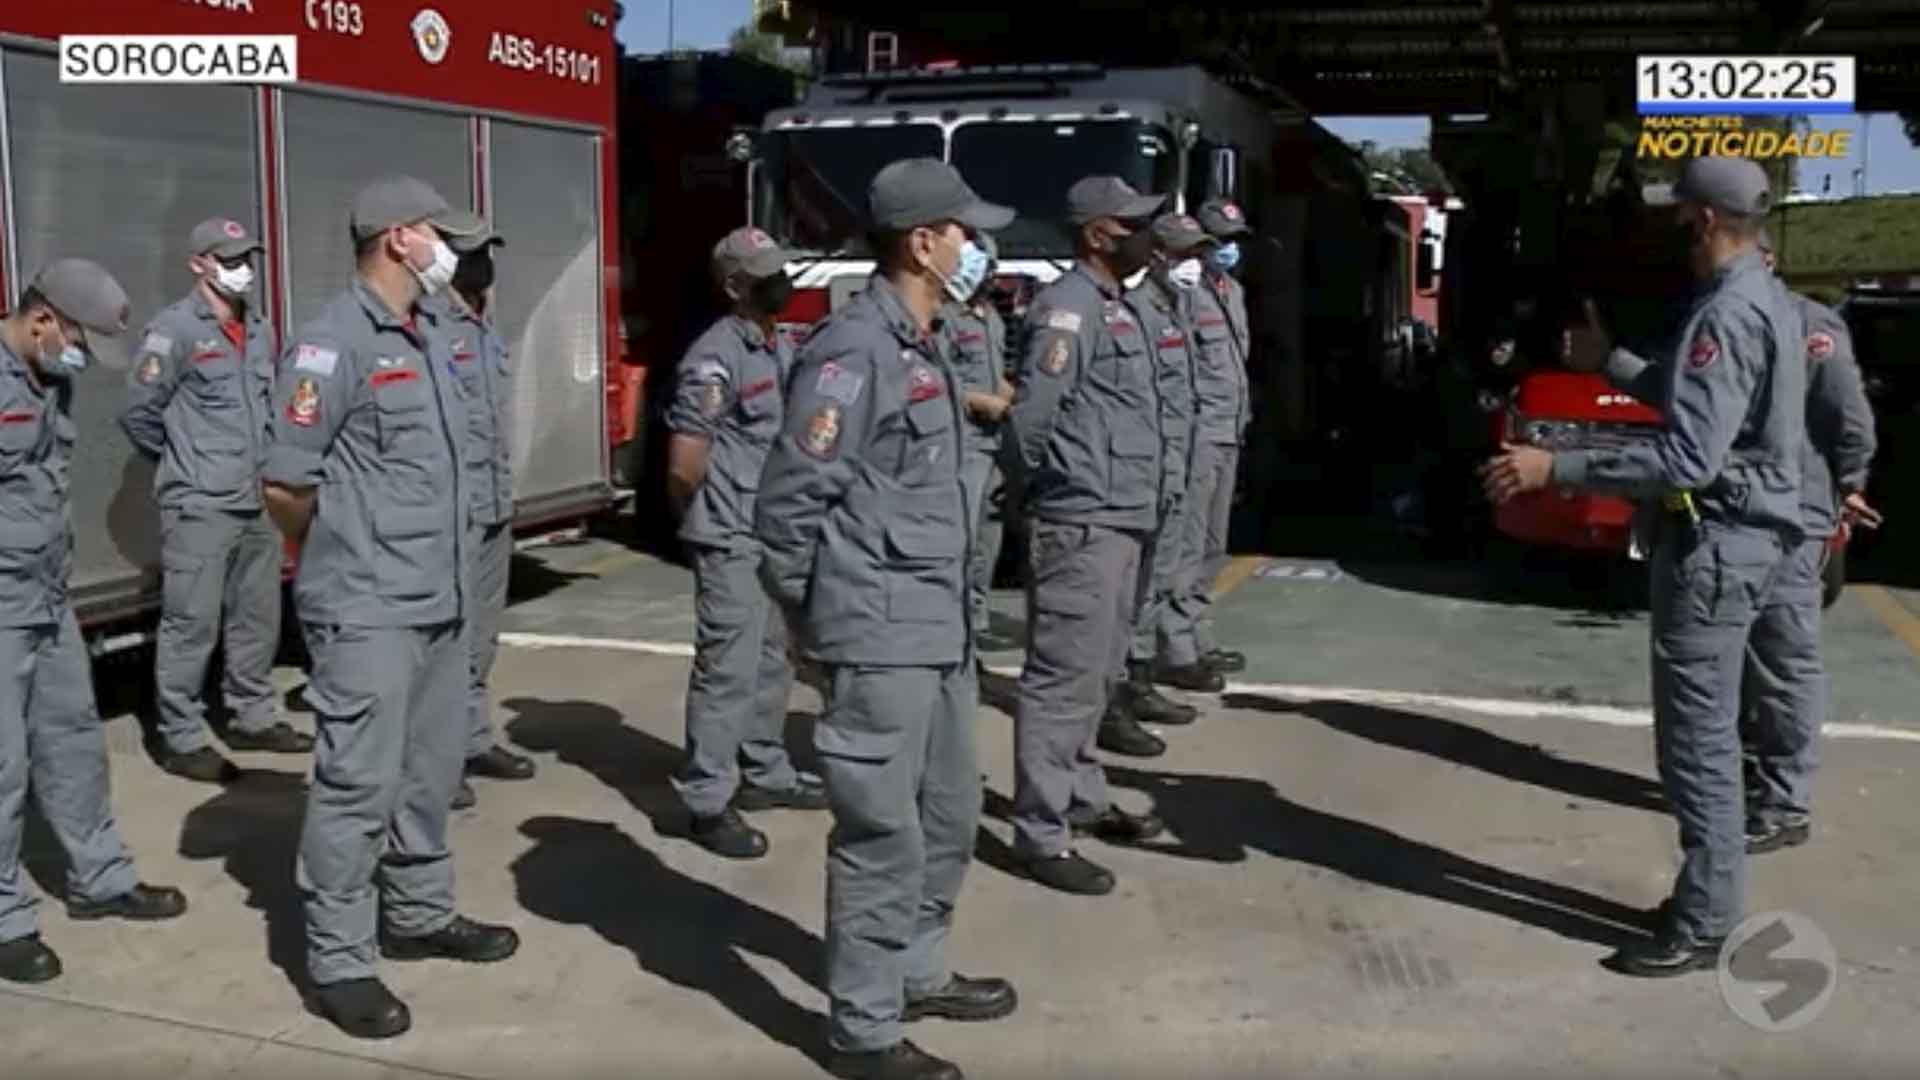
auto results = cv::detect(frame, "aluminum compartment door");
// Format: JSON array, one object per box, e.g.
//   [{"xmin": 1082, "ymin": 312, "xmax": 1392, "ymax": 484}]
[
  {"xmin": 486, "ymin": 120, "xmax": 609, "ymax": 522},
  {"xmin": 280, "ymin": 92, "xmax": 471, "ymax": 330},
  {"xmin": 2, "ymin": 49, "xmax": 259, "ymax": 625}
]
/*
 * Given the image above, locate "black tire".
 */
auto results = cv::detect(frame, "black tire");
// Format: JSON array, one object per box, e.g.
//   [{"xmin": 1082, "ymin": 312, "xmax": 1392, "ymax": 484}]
[{"xmin": 1821, "ymin": 543, "xmax": 1846, "ymax": 610}]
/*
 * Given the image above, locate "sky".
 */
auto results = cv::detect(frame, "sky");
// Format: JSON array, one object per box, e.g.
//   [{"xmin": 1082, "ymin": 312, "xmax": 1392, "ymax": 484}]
[{"xmin": 616, "ymin": 6, "xmax": 1920, "ymax": 196}]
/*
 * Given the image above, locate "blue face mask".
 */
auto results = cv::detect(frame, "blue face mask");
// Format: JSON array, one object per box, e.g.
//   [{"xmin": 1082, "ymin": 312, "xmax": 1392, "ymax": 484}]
[
  {"xmin": 57, "ymin": 345, "xmax": 89, "ymax": 374},
  {"xmin": 944, "ymin": 240, "xmax": 991, "ymax": 304},
  {"xmin": 1209, "ymin": 242, "xmax": 1241, "ymax": 274}
]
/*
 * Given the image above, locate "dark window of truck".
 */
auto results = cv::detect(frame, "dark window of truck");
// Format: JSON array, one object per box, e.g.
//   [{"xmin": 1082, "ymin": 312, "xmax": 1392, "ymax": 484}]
[
  {"xmin": 757, "ymin": 124, "xmax": 944, "ymax": 256},
  {"xmin": 951, "ymin": 119, "xmax": 1178, "ymax": 259}
]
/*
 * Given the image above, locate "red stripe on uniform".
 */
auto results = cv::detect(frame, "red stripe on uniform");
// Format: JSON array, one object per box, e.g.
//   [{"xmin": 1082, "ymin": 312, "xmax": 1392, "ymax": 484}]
[
  {"xmin": 0, "ymin": 410, "xmax": 37, "ymax": 425},
  {"xmin": 371, "ymin": 369, "xmax": 419, "ymax": 385}
]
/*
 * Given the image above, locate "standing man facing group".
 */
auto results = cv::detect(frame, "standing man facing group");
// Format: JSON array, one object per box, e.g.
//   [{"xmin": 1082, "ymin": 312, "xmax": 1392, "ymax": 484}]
[
  {"xmin": 122, "ymin": 218, "xmax": 311, "ymax": 784},
  {"xmin": 666, "ymin": 226, "xmax": 826, "ymax": 860},
  {"xmin": 262, "ymin": 177, "xmax": 518, "ymax": 1039},
  {"xmin": 757, "ymin": 158, "xmax": 1018, "ymax": 1080},
  {"xmin": 1005, "ymin": 176, "xmax": 1172, "ymax": 897},
  {"xmin": 1483, "ymin": 157, "xmax": 1804, "ymax": 976}
]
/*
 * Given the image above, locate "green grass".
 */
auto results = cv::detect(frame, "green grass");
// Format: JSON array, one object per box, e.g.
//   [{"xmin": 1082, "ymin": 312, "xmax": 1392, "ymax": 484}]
[{"xmin": 1772, "ymin": 195, "xmax": 1920, "ymax": 286}]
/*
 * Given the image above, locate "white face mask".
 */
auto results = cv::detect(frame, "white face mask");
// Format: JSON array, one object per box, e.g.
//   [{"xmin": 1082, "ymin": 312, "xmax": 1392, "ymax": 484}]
[
  {"xmin": 1122, "ymin": 266, "xmax": 1149, "ymax": 291},
  {"xmin": 213, "ymin": 262, "xmax": 255, "ymax": 297},
  {"xmin": 409, "ymin": 232, "xmax": 458, "ymax": 296},
  {"xmin": 1169, "ymin": 258, "xmax": 1204, "ymax": 291}
]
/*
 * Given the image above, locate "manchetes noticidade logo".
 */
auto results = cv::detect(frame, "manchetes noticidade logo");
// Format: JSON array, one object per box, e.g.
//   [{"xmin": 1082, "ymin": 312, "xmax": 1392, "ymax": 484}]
[{"xmin": 1637, "ymin": 115, "xmax": 1853, "ymax": 161}]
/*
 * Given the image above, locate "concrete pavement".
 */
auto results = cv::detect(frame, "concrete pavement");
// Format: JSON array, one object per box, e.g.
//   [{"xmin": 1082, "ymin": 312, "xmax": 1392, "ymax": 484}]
[{"xmin": 5, "ymin": 535, "xmax": 1920, "ymax": 1078}]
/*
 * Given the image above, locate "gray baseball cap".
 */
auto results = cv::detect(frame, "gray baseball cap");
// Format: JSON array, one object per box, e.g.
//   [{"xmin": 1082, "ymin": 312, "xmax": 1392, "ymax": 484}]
[
  {"xmin": 435, "ymin": 210, "xmax": 506, "ymax": 255},
  {"xmin": 1196, "ymin": 198, "xmax": 1251, "ymax": 238},
  {"xmin": 190, "ymin": 217, "xmax": 264, "ymax": 260},
  {"xmin": 28, "ymin": 258, "xmax": 131, "ymax": 336},
  {"xmin": 1649, "ymin": 157, "xmax": 1774, "ymax": 217},
  {"xmin": 711, "ymin": 226, "xmax": 795, "ymax": 283},
  {"xmin": 1066, "ymin": 176, "xmax": 1165, "ymax": 225},
  {"xmin": 350, "ymin": 176, "xmax": 455, "ymax": 242},
  {"xmin": 1151, "ymin": 212, "xmax": 1214, "ymax": 253},
  {"xmin": 869, "ymin": 158, "xmax": 1015, "ymax": 233}
]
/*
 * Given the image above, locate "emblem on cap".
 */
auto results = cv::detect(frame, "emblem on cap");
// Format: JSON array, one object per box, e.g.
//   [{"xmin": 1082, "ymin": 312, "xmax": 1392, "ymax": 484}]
[
  {"xmin": 411, "ymin": 9, "xmax": 452, "ymax": 64},
  {"xmin": 800, "ymin": 404, "xmax": 842, "ymax": 458},
  {"xmin": 1807, "ymin": 331, "xmax": 1835, "ymax": 361},
  {"xmin": 748, "ymin": 229, "xmax": 775, "ymax": 249},
  {"xmin": 223, "ymin": 220, "xmax": 245, "ymax": 239},
  {"xmin": 1222, "ymin": 203, "xmax": 1242, "ymax": 221},
  {"xmin": 288, "ymin": 376, "xmax": 321, "ymax": 427},
  {"xmin": 1688, "ymin": 335, "xmax": 1720, "ymax": 369},
  {"xmin": 1040, "ymin": 335, "xmax": 1070, "ymax": 376}
]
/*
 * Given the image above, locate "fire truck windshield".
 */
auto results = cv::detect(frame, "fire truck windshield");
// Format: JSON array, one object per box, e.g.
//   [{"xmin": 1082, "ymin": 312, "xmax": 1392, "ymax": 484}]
[
  {"xmin": 951, "ymin": 118, "xmax": 1178, "ymax": 258},
  {"xmin": 757, "ymin": 123, "xmax": 944, "ymax": 255}
]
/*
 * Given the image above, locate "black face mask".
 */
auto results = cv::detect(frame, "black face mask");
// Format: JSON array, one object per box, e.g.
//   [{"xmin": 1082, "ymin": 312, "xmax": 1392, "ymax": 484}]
[
  {"xmin": 453, "ymin": 250, "xmax": 495, "ymax": 296},
  {"xmin": 747, "ymin": 274, "xmax": 794, "ymax": 316}
]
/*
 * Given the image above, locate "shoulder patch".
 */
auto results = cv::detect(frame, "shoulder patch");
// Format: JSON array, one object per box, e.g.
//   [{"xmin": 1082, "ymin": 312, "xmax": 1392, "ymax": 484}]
[
  {"xmin": 1687, "ymin": 335, "xmax": 1720, "ymax": 369},
  {"xmin": 1807, "ymin": 331, "xmax": 1835, "ymax": 362},
  {"xmin": 294, "ymin": 344, "xmax": 339, "ymax": 377},
  {"xmin": 1040, "ymin": 334, "xmax": 1071, "ymax": 376},
  {"xmin": 702, "ymin": 380, "xmax": 728, "ymax": 417},
  {"xmin": 287, "ymin": 376, "xmax": 321, "ymax": 427},
  {"xmin": 135, "ymin": 353, "xmax": 164, "ymax": 385},
  {"xmin": 139, "ymin": 332, "xmax": 173, "ymax": 356},
  {"xmin": 814, "ymin": 359, "xmax": 866, "ymax": 404},
  {"xmin": 1045, "ymin": 309, "xmax": 1083, "ymax": 334},
  {"xmin": 798, "ymin": 403, "xmax": 843, "ymax": 459}
]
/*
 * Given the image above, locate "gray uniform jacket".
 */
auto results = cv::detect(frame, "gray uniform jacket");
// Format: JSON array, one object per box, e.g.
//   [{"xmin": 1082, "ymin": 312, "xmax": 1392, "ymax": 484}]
[
  {"xmin": 1795, "ymin": 295, "xmax": 1876, "ymax": 537},
  {"xmin": 438, "ymin": 299, "xmax": 515, "ymax": 529},
  {"xmin": 942, "ymin": 300, "xmax": 1006, "ymax": 457},
  {"xmin": 0, "ymin": 343, "xmax": 75, "ymax": 628},
  {"xmin": 263, "ymin": 280, "xmax": 470, "ymax": 627},
  {"xmin": 1005, "ymin": 263, "xmax": 1161, "ymax": 533},
  {"xmin": 1562, "ymin": 251, "xmax": 1805, "ymax": 535},
  {"xmin": 756, "ymin": 276, "xmax": 970, "ymax": 666},
  {"xmin": 119, "ymin": 291, "xmax": 276, "ymax": 513},
  {"xmin": 1193, "ymin": 271, "xmax": 1250, "ymax": 445},
  {"xmin": 1126, "ymin": 275, "xmax": 1196, "ymax": 506},
  {"xmin": 668, "ymin": 315, "xmax": 792, "ymax": 549}
]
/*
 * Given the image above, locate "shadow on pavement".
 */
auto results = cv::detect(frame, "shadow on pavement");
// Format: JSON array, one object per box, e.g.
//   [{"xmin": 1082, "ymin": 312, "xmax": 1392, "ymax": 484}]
[
  {"xmin": 177, "ymin": 769, "xmax": 309, "ymax": 992},
  {"xmin": 501, "ymin": 698, "xmax": 685, "ymax": 836},
  {"xmin": 1100, "ymin": 764, "xmax": 1650, "ymax": 950},
  {"xmin": 1226, "ymin": 695, "xmax": 1667, "ymax": 814},
  {"xmin": 511, "ymin": 815, "xmax": 827, "ymax": 1068},
  {"xmin": 506, "ymin": 552, "xmax": 597, "ymax": 607}
]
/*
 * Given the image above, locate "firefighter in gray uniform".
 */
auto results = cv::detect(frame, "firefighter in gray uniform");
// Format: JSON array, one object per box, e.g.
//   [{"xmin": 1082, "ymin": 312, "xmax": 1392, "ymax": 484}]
[
  {"xmin": 433, "ymin": 213, "xmax": 536, "ymax": 813},
  {"xmin": 1180, "ymin": 198, "xmax": 1255, "ymax": 679},
  {"xmin": 262, "ymin": 178, "xmax": 518, "ymax": 1039},
  {"xmin": 757, "ymin": 158, "xmax": 1017, "ymax": 1080},
  {"xmin": 1111, "ymin": 213, "xmax": 1211, "ymax": 731},
  {"xmin": 1484, "ymin": 157, "xmax": 1804, "ymax": 976},
  {"xmin": 1740, "ymin": 232, "xmax": 1878, "ymax": 853},
  {"xmin": 666, "ymin": 226, "xmax": 824, "ymax": 861},
  {"xmin": 122, "ymin": 218, "xmax": 310, "ymax": 785},
  {"xmin": 940, "ymin": 231, "xmax": 1013, "ymax": 654},
  {"xmin": 0, "ymin": 259, "xmax": 187, "ymax": 986},
  {"xmin": 1005, "ymin": 176, "xmax": 1172, "ymax": 898}
]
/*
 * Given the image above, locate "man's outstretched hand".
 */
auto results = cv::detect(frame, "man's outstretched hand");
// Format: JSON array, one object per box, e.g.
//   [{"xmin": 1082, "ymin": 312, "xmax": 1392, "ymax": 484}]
[{"xmin": 1479, "ymin": 443, "xmax": 1556, "ymax": 504}]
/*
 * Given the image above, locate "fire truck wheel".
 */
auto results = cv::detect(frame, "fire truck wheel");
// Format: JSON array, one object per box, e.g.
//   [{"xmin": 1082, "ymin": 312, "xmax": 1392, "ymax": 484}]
[{"xmin": 1821, "ymin": 544, "xmax": 1846, "ymax": 610}]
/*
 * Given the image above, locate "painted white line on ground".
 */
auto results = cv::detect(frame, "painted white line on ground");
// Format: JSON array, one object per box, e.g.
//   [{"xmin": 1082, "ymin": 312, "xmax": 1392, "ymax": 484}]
[{"xmin": 498, "ymin": 632, "xmax": 1920, "ymax": 745}]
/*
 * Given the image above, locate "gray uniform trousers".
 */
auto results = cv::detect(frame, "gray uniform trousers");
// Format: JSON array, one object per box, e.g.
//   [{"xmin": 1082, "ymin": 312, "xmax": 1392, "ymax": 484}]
[
  {"xmin": 672, "ymin": 543, "xmax": 797, "ymax": 818},
  {"xmin": 960, "ymin": 452, "xmax": 1004, "ymax": 643},
  {"xmin": 464, "ymin": 522, "xmax": 512, "ymax": 758},
  {"xmin": 154, "ymin": 507, "xmax": 283, "ymax": 754},
  {"xmin": 0, "ymin": 611, "xmax": 139, "ymax": 943},
  {"xmin": 1012, "ymin": 521, "xmax": 1139, "ymax": 857},
  {"xmin": 818, "ymin": 661, "xmax": 980, "ymax": 1053},
  {"xmin": 1739, "ymin": 537, "xmax": 1827, "ymax": 827},
  {"xmin": 297, "ymin": 621, "xmax": 466, "ymax": 985},
  {"xmin": 1129, "ymin": 500, "xmax": 1190, "ymax": 666},
  {"xmin": 1650, "ymin": 523, "xmax": 1789, "ymax": 942},
  {"xmin": 1171, "ymin": 442, "xmax": 1237, "ymax": 665}
]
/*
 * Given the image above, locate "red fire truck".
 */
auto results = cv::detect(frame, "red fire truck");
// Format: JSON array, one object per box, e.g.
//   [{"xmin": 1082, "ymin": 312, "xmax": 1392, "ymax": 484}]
[{"xmin": 0, "ymin": 1, "xmax": 621, "ymax": 644}]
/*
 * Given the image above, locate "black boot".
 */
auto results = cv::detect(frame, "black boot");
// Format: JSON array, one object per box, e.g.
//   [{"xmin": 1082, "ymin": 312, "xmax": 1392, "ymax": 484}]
[
  {"xmin": 67, "ymin": 883, "xmax": 188, "ymax": 922},
  {"xmin": 0, "ymin": 935, "xmax": 61, "ymax": 984},
  {"xmin": 827, "ymin": 1039, "xmax": 963, "ymax": 1080},
  {"xmin": 380, "ymin": 915, "xmax": 520, "ymax": 963},
  {"xmin": 1606, "ymin": 931, "xmax": 1725, "ymax": 977},
  {"xmin": 1124, "ymin": 662, "xmax": 1196, "ymax": 726},
  {"xmin": 904, "ymin": 973, "xmax": 1018, "ymax": 1022},
  {"xmin": 1204, "ymin": 648, "xmax": 1248, "ymax": 674},
  {"xmin": 1097, "ymin": 703, "xmax": 1166, "ymax": 758},
  {"xmin": 1154, "ymin": 660, "xmax": 1225, "ymax": 693},
  {"xmin": 466, "ymin": 745, "xmax": 536, "ymax": 780},
  {"xmin": 310, "ymin": 977, "xmax": 411, "ymax": 1039}
]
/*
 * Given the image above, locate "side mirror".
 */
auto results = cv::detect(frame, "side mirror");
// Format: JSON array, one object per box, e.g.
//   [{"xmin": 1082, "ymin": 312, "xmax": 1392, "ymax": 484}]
[
  {"xmin": 1210, "ymin": 145, "xmax": 1239, "ymax": 202},
  {"xmin": 1416, "ymin": 236, "xmax": 1440, "ymax": 294}
]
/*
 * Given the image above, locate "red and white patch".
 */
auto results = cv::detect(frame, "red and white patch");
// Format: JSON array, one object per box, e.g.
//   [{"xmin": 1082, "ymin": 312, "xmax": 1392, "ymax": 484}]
[
  {"xmin": 799, "ymin": 404, "xmax": 841, "ymax": 458},
  {"xmin": 1222, "ymin": 203, "xmax": 1242, "ymax": 221},
  {"xmin": 223, "ymin": 220, "xmax": 245, "ymax": 239},
  {"xmin": 1807, "ymin": 331, "xmax": 1835, "ymax": 362},
  {"xmin": 0, "ymin": 409, "xmax": 39, "ymax": 426},
  {"xmin": 286, "ymin": 377, "xmax": 321, "ymax": 427},
  {"xmin": 747, "ymin": 229, "xmax": 775, "ymax": 249},
  {"xmin": 907, "ymin": 364, "xmax": 942, "ymax": 403},
  {"xmin": 1687, "ymin": 335, "xmax": 1720, "ymax": 369}
]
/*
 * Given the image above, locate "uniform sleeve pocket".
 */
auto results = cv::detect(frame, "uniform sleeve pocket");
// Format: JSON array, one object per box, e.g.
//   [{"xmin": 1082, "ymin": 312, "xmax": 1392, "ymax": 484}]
[
  {"xmin": 814, "ymin": 722, "xmax": 908, "ymax": 764},
  {"xmin": 885, "ymin": 516, "xmax": 963, "ymax": 562}
]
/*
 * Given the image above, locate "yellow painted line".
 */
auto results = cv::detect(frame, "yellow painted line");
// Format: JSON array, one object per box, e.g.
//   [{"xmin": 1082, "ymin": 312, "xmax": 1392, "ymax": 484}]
[
  {"xmin": 1857, "ymin": 585, "xmax": 1920, "ymax": 662},
  {"xmin": 1211, "ymin": 555, "xmax": 1267, "ymax": 598}
]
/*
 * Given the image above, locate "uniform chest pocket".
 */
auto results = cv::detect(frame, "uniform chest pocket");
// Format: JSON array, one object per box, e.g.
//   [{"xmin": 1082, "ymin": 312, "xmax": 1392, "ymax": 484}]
[
  {"xmin": 185, "ymin": 352, "xmax": 244, "ymax": 409},
  {"xmin": 895, "ymin": 397, "xmax": 956, "ymax": 486},
  {"xmin": 373, "ymin": 375, "xmax": 435, "ymax": 452},
  {"xmin": 0, "ymin": 411, "xmax": 38, "ymax": 455},
  {"xmin": 736, "ymin": 376, "xmax": 781, "ymax": 425}
]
